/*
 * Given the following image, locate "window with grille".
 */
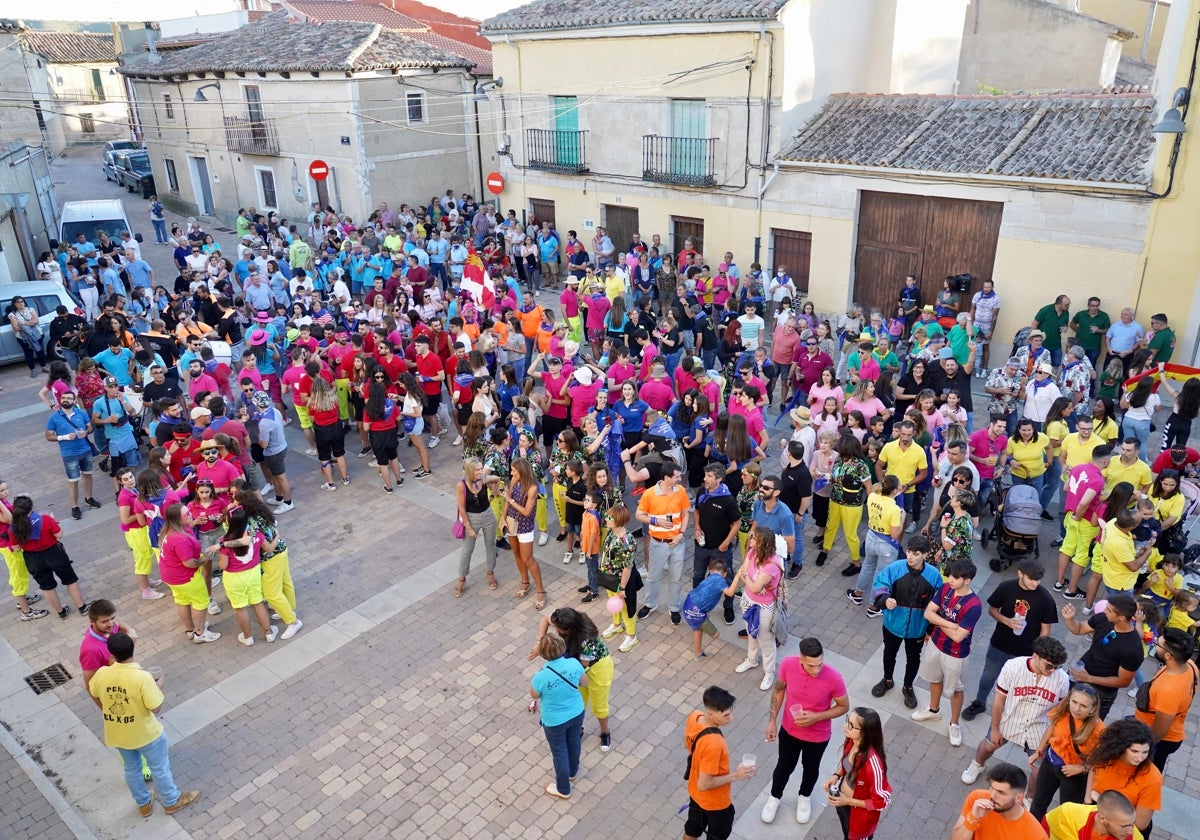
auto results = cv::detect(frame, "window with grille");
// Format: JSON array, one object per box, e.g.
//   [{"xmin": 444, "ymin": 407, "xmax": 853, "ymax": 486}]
[{"xmin": 770, "ymin": 228, "xmax": 812, "ymax": 293}]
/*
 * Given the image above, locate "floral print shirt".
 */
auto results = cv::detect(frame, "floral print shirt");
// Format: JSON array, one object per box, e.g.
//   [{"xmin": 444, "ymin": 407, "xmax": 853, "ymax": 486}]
[{"xmin": 600, "ymin": 529, "xmax": 637, "ymax": 574}]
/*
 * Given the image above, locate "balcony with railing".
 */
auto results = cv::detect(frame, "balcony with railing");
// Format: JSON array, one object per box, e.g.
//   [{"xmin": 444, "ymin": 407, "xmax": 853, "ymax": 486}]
[
  {"xmin": 642, "ymin": 135, "xmax": 717, "ymax": 187},
  {"xmin": 223, "ymin": 115, "xmax": 280, "ymax": 156},
  {"xmin": 54, "ymin": 88, "xmax": 106, "ymax": 103},
  {"xmin": 526, "ymin": 129, "xmax": 589, "ymax": 174}
]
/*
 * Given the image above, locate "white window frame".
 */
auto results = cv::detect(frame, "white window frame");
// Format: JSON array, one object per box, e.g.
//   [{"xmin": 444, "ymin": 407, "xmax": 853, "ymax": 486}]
[
  {"xmin": 163, "ymin": 157, "xmax": 179, "ymax": 193},
  {"xmin": 405, "ymin": 90, "xmax": 427, "ymax": 125},
  {"xmin": 254, "ymin": 165, "xmax": 278, "ymax": 211}
]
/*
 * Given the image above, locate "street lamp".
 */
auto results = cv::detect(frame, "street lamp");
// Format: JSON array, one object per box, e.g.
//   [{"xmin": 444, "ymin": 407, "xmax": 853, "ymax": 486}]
[{"xmin": 193, "ymin": 82, "xmax": 221, "ymax": 103}]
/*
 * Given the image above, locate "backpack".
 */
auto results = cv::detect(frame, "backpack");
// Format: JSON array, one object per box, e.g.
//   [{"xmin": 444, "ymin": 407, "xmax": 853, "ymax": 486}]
[{"xmin": 684, "ymin": 723, "xmax": 723, "ymax": 781}]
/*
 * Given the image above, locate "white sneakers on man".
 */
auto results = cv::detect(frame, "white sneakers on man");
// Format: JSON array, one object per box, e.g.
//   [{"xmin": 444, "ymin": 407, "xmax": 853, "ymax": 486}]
[
  {"xmin": 734, "ymin": 658, "xmax": 761, "ymax": 673},
  {"xmin": 761, "ymin": 796, "xmax": 781, "ymax": 823}
]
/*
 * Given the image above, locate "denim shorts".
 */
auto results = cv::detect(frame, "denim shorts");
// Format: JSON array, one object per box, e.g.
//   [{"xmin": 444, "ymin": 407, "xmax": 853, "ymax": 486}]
[{"xmin": 62, "ymin": 453, "xmax": 94, "ymax": 481}]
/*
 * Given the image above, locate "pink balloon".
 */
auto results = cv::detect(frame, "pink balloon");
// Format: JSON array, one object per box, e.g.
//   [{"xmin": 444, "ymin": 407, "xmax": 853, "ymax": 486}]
[{"xmin": 606, "ymin": 595, "xmax": 625, "ymax": 615}]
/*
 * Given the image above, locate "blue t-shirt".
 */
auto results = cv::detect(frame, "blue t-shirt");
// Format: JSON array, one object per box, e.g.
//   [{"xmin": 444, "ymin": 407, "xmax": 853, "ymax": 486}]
[
  {"xmin": 683, "ymin": 572, "xmax": 728, "ymax": 630},
  {"xmin": 94, "ymin": 347, "xmax": 134, "ymax": 385},
  {"xmin": 92, "ymin": 394, "xmax": 137, "ymax": 454},
  {"xmin": 46, "ymin": 408, "xmax": 93, "ymax": 457},
  {"xmin": 531, "ymin": 656, "xmax": 585, "ymax": 726},
  {"xmin": 258, "ymin": 408, "xmax": 287, "ymax": 456},
  {"xmin": 751, "ymin": 498, "xmax": 795, "ymax": 539},
  {"xmin": 497, "ymin": 382, "xmax": 520, "ymax": 415},
  {"xmin": 611, "ymin": 399, "xmax": 649, "ymax": 433}
]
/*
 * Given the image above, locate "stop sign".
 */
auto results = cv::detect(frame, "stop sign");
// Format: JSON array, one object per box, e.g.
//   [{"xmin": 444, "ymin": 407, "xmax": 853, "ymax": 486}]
[
  {"xmin": 486, "ymin": 172, "xmax": 504, "ymax": 195},
  {"xmin": 309, "ymin": 159, "xmax": 329, "ymax": 181}
]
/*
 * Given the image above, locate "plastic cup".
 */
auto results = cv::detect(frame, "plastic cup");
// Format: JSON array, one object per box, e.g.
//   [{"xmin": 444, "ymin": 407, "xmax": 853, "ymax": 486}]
[
  {"xmin": 147, "ymin": 666, "xmax": 163, "ymax": 686},
  {"xmin": 789, "ymin": 703, "xmax": 805, "ymax": 723},
  {"xmin": 741, "ymin": 753, "xmax": 756, "ymax": 770}
]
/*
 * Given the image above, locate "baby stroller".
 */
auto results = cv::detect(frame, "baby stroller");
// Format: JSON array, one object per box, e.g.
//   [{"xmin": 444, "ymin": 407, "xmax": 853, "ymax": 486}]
[{"xmin": 981, "ymin": 483, "xmax": 1042, "ymax": 571}]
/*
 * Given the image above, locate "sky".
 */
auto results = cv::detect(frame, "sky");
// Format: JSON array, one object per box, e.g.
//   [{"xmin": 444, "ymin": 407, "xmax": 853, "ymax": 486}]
[{"xmin": 28, "ymin": 0, "xmax": 526, "ymax": 25}]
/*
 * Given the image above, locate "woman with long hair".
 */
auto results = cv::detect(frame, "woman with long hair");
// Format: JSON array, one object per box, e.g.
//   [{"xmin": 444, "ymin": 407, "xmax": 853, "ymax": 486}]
[
  {"xmin": 461, "ymin": 411, "xmax": 489, "ymax": 462},
  {"xmin": 158, "ymin": 503, "xmax": 221, "ymax": 642},
  {"xmin": 1084, "ymin": 719, "xmax": 1162, "ymax": 833},
  {"xmin": 722, "ymin": 413, "xmax": 762, "ymax": 496},
  {"xmin": 513, "ymin": 429, "xmax": 551, "ymax": 545},
  {"xmin": 226, "ymin": 480, "xmax": 302, "ymax": 641},
  {"xmin": 398, "ymin": 372, "xmax": 432, "ymax": 478},
  {"xmin": 1028, "ymin": 686, "xmax": 1104, "ymax": 820},
  {"xmin": 1043, "ymin": 396, "xmax": 1073, "ymax": 514},
  {"xmin": 820, "ymin": 435, "xmax": 872, "ymax": 572},
  {"xmin": 8, "ymin": 494, "xmax": 88, "ymax": 617},
  {"xmin": 844, "ymin": 378, "xmax": 890, "ymax": 427},
  {"xmin": 506, "ymin": 457, "xmax": 547, "ymax": 609},
  {"xmin": 1092, "ymin": 397, "xmax": 1120, "ymax": 444},
  {"xmin": 1157, "ymin": 375, "xmax": 1200, "ymax": 451},
  {"xmin": 1119, "ymin": 376, "xmax": 1160, "ymax": 459},
  {"xmin": 455, "ymin": 457, "xmax": 503, "ymax": 596},
  {"xmin": 824, "ymin": 707, "xmax": 892, "ymax": 840},
  {"xmin": 116, "ymin": 468, "xmax": 163, "ymax": 601},
  {"xmin": 348, "ymin": 354, "xmax": 372, "ymax": 457},
  {"xmin": 210, "ymin": 505, "xmax": 275, "ymax": 645},
  {"xmin": 529, "ymin": 607, "xmax": 614, "ymax": 750},
  {"xmin": 37, "ymin": 361, "xmax": 74, "ymax": 409},
  {"xmin": 598, "ymin": 504, "xmax": 640, "ymax": 652},
  {"xmin": 363, "ymin": 377, "xmax": 404, "ymax": 492},
  {"xmin": 310, "ymin": 377, "xmax": 350, "ymax": 490},
  {"xmin": 548, "ymin": 429, "xmax": 584, "ymax": 542},
  {"xmin": 729, "ymin": 525, "xmax": 783, "ymax": 690}
]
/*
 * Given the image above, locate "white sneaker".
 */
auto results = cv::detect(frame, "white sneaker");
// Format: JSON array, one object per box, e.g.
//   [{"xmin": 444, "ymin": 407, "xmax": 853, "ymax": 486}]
[
  {"xmin": 192, "ymin": 629, "xmax": 221, "ymax": 644},
  {"xmin": 427, "ymin": 435, "xmax": 441, "ymax": 449},
  {"xmin": 911, "ymin": 707, "xmax": 942, "ymax": 722},
  {"xmin": 617, "ymin": 635, "xmax": 638, "ymax": 652},
  {"xmin": 579, "ymin": 554, "xmax": 586, "ymax": 565},
  {"xmin": 796, "ymin": 795, "xmax": 811, "ymax": 824},
  {"xmin": 273, "ymin": 501, "xmax": 294, "ymax": 514},
  {"xmin": 452, "ymin": 435, "xmax": 462, "ymax": 446},
  {"xmin": 206, "ymin": 602, "xmax": 222, "ymax": 615},
  {"xmin": 237, "ymin": 633, "xmax": 254, "ymax": 647},
  {"xmin": 961, "ymin": 760, "xmax": 983, "ymax": 784},
  {"xmin": 304, "ymin": 448, "xmax": 317, "ymax": 456},
  {"xmin": 601, "ymin": 623, "xmax": 621, "ymax": 639},
  {"xmin": 259, "ymin": 483, "xmax": 274, "ymax": 496},
  {"xmin": 141, "ymin": 588, "xmax": 165, "ymax": 600},
  {"xmin": 539, "ymin": 532, "xmax": 549, "ymax": 546},
  {"xmin": 761, "ymin": 795, "xmax": 781, "ymax": 823},
  {"xmin": 281, "ymin": 619, "xmax": 303, "ymax": 640},
  {"xmin": 265, "ymin": 624, "xmax": 279, "ymax": 643},
  {"xmin": 759, "ymin": 673, "xmax": 774, "ymax": 691},
  {"xmin": 271, "ymin": 612, "xmax": 282, "ymax": 620},
  {"xmin": 735, "ymin": 658, "xmax": 761, "ymax": 674},
  {"xmin": 563, "ymin": 551, "xmax": 574, "ymax": 564},
  {"xmin": 949, "ymin": 723, "xmax": 963, "ymax": 747}
]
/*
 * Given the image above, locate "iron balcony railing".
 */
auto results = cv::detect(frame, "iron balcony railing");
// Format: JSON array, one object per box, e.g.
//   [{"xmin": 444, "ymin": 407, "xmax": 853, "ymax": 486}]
[
  {"xmin": 55, "ymin": 88, "xmax": 106, "ymax": 103},
  {"xmin": 526, "ymin": 128, "xmax": 589, "ymax": 174},
  {"xmin": 223, "ymin": 115, "xmax": 280, "ymax": 156},
  {"xmin": 642, "ymin": 135, "xmax": 717, "ymax": 187}
]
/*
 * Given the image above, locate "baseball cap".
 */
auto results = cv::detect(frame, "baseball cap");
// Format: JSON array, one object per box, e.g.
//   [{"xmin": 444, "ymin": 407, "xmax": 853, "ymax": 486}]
[{"xmin": 190, "ymin": 407, "xmax": 212, "ymax": 420}]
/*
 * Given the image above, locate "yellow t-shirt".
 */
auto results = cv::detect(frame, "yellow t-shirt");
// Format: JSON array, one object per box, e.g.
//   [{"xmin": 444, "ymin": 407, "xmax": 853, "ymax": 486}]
[
  {"xmin": 1099, "ymin": 520, "xmax": 1138, "ymax": 592},
  {"xmin": 879, "ymin": 440, "xmax": 926, "ymax": 493},
  {"xmin": 604, "ymin": 272, "xmax": 627, "ymax": 302},
  {"xmin": 867, "ymin": 492, "xmax": 904, "ymax": 536},
  {"xmin": 88, "ymin": 662, "xmax": 164, "ymax": 749},
  {"xmin": 1044, "ymin": 419, "xmax": 1068, "ymax": 459},
  {"xmin": 1152, "ymin": 492, "xmax": 1185, "ymax": 527},
  {"xmin": 1045, "ymin": 802, "xmax": 1143, "ymax": 840},
  {"xmin": 1149, "ymin": 569, "xmax": 1185, "ymax": 602},
  {"xmin": 1167, "ymin": 606, "xmax": 1196, "ymax": 632},
  {"xmin": 1007, "ymin": 433, "xmax": 1049, "ymax": 478},
  {"xmin": 1061, "ymin": 432, "xmax": 1102, "ymax": 477},
  {"xmin": 1103, "ymin": 457, "xmax": 1153, "ymax": 495},
  {"xmin": 1094, "ymin": 416, "xmax": 1121, "ymax": 444}
]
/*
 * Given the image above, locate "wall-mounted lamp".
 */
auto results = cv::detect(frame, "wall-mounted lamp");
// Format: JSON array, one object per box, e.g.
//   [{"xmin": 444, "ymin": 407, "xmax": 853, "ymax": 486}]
[
  {"xmin": 193, "ymin": 82, "xmax": 222, "ymax": 103},
  {"xmin": 1152, "ymin": 87, "xmax": 1190, "ymax": 134},
  {"xmin": 473, "ymin": 76, "xmax": 504, "ymax": 102}
]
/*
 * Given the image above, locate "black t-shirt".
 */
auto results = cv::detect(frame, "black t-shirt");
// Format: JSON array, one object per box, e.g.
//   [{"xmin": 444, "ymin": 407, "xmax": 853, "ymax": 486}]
[
  {"xmin": 695, "ymin": 488, "xmax": 740, "ymax": 548},
  {"xmin": 218, "ymin": 313, "xmax": 244, "ymax": 344},
  {"xmin": 986, "ymin": 579, "xmax": 1059, "ymax": 656},
  {"xmin": 927, "ymin": 364, "xmax": 974, "ymax": 412},
  {"xmin": 673, "ymin": 303, "xmax": 695, "ymax": 332},
  {"xmin": 695, "ymin": 313, "xmax": 718, "ymax": 351},
  {"xmin": 1081, "ymin": 615, "xmax": 1143, "ymax": 682},
  {"xmin": 565, "ymin": 479, "xmax": 587, "ymax": 527},
  {"xmin": 140, "ymin": 333, "xmax": 180, "ymax": 369},
  {"xmin": 142, "ymin": 379, "xmax": 183, "ymax": 407},
  {"xmin": 779, "ymin": 460, "xmax": 813, "ymax": 516}
]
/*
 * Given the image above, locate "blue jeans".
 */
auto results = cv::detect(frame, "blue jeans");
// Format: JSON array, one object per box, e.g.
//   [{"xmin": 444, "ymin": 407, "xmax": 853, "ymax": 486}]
[
  {"xmin": 789, "ymin": 512, "xmax": 807, "ymax": 569},
  {"xmin": 701, "ymin": 349, "xmax": 717, "ymax": 371},
  {"xmin": 524, "ymin": 336, "xmax": 536, "ymax": 374},
  {"xmin": 117, "ymin": 733, "xmax": 180, "ymax": 807},
  {"xmin": 971, "ymin": 643, "xmax": 1011, "ymax": 706},
  {"xmin": 1049, "ymin": 347, "xmax": 1063, "ymax": 367},
  {"xmin": 694, "ymin": 544, "xmax": 734, "ymax": 590},
  {"xmin": 1122, "ymin": 418, "xmax": 1151, "ymax": 460},
  {"xmin": 856, "ymin": 530, "xmax": 898, "ymax": 595},
  {"xmin": 1011, "ymin": 473, "xmax": 1044, "ymax": 498},
  {"xmin": 1041, "ymin": 459, "xmax": 1062, "ymax": 513},
  {"xmin": 543, "ymin": 710, "xmax": 584, "ymax": 795},
  {"xmin": 152, "ymin": 219, "xmax": 169, "ymax": 244},
  {"xmin": 585, "ymin": 554, "xmax": 599, "ymax": 595}
]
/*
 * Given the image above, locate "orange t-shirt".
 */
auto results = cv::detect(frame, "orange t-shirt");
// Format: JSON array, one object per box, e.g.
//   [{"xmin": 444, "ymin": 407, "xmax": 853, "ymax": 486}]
[
  {"xmin": 1091, "ymin": 761, "xmax": 1163, "ymax": 813},
  {"xmin": 961, "ymin": 790, "xmax": 1047, "ymax": 840},
  {"xmin": 519, "ymin": 305, "xmax": 544, "ymax": 339},
  {"xmin": 1046, "ymin": 714, "xmax": 1106, "ymax": 766},
  {"xmin": 636, "ymin": 484, "xmax": 690, "ymax": 539},
  {"xmin": 684, "ymin": 710, "xmax": 730, "ymax": 811},
  {"xmin": 1132, "ymin": 662, "xmax": 1198, "ymax": 743},
  {"xmin": 580, "ymin": 510, "xmax": 601, "ymax": 556}
]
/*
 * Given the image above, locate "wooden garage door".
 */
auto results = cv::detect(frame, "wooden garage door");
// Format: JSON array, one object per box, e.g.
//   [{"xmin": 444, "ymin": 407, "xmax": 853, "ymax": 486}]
[
  {"xmin": 529, "ymin": 198, "xmax": 556, "ymax": 229},
  {"xmin": 603, "ymin": 205, "xmax": 639, "ymax": 258},
  {"xmin": 853, "ymin": 191, "xmax": 1002, "ymax": 317}
]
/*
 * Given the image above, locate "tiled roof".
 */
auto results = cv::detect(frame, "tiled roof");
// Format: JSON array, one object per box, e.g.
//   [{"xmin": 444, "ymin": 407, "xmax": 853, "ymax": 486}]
[
  {"xmin": 405, "ymin": 31, "xmax": 492, "ymax": 75},
  {"xmin": 19, "ymin": 32, "xmax": 116, "ymax": 64},
  {"xmin": 480, "ymin": 0, "xmax": 788, "ymax": 34},
  {"xmin": 121, "ymin": 11, "xmax": 472, "ymax": 77},
  {"xmin": 285, "ymin": 1, "xmax": 426, "ymax": 31},
  {"xmin": 365, "ymin": 0, "xmax": 490, "ymax": 51},
  {"xmin": 153, "ymin": 33, "xmax": 219, "ymax": 51},
  {"xmin": 777, "ymin": 91, "xmax": 1156, "ymax": 187}
]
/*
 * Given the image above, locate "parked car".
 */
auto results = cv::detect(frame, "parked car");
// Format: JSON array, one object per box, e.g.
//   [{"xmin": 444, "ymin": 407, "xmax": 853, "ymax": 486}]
[
  {"xmin": 114, "ymin": 150, "xmax": 156, "ymax": 198},
  {"xmin": 59, "ymin": 199, "xmax": 138, "ymax": 246},
  {"xmin": 0, "ymin": 281, "xmax": 83, "ymax": 366},
  {"xmin": 102, "ymin": 139, "xmax": 140, "ymax": 182}
]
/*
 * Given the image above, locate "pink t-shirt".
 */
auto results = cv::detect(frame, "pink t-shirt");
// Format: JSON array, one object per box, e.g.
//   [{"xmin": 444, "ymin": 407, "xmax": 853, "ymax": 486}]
[
  {"xmin": 559, "ymin": 288, "xmax": 580, "ymax": 319},
  {"xmin": 674, "ymin": 367, "xmax": 698, "ymax": 398},
  {"xmin": 639, "ymin": 379, "xmax": 674, "ymax": 413},
  {"xmin": 189, "ymin": 372, "xmax": 220, "ymax": 403},
  {"xmin": 1065, "ymin": 463, "xmax": 1106, "ymax": 519},
  {"xmin": 743, "ymin": 547, "xmax": 782, "ymax": 607},
  {"xmin": 159, "ymin": 530, "xmax": 201, "ymax": 586},
  {"xmin": 584, "ymin": 294, "xmax": 610, "ymax": 329},
  {"xmin": 79, "ymin": 623, "xmax": 121, "ymax": 673},
  {"xmin": 807, "ymin": 384, "xmax": 844, "ymax": 412},
  {"xmin": 221, "ymin": 533, "xmax": 261, "ymax": 574},
  {"xmin": 281, "ymin": 366, "xmax": 306, "ymax": 404},
  {"xmin": 568, "ymin": 381, "xmax": 602, "ymax": 427},
  {"xmin": 117, "ymin": 487, "xmax": 142, "ymax": 533},
  {"xmin": 193, "ymin": 458, "xmax": 243, "ymax": 497},
  {"xmin": 50, "ymin": 379, "xmax": 73, "ymax": 407},
  {"xmin": 541, "ymin": 371, "xmax": 572, "ymax": 419},
  {"xmin": 813, "ymin": 412, "xmax": 841, "ymax": 438},
  {"xmin": 607, "ymin": 361, "xmax": 637, "ymax": 402},
  {"xmin": 968, "ymin": 429, "xmax": 1009, "ymax": 480},
  {"xmin": 777, "ymin": 658, "xmax": 848, "ymax": 742},
  {"xmin": 845, "ymin": 397, "xmax": 886, "ymax": 424},
  {"xmin": 743, "ymin": 407, "xmax": 765, "ymax": 443},
  {"xmin": 187, "ymin": 497, "xmax": 228, "ymax": 532},
  {"xmin": 700, "ymin": 381, "xmax": 722, "ymax": 424}
]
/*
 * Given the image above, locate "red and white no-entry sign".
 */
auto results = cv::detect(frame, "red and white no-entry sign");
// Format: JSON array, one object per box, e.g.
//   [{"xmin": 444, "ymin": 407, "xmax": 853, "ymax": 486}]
[
  {"xmin": 309, "ymin": 159, "xmax": 329, "ymax": 181},
  {"xmin": 486, "ymin": 171, "xmax": 505, "ymax": 195}
]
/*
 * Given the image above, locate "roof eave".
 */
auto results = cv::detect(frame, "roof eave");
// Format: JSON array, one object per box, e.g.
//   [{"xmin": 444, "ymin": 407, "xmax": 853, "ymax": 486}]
[
  {"xmin": 774, "ymin": 159, "xmax": 1152, "ymax": 195},
  {"xmin": 481, "ymin": 15, "xmax": 781, "ymax": 36}
]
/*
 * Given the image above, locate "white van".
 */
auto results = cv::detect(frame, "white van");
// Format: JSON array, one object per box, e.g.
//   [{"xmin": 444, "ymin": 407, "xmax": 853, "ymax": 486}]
[{"xmin": 58, "ymin": 199, "xmax": 139, "ymax": 247}]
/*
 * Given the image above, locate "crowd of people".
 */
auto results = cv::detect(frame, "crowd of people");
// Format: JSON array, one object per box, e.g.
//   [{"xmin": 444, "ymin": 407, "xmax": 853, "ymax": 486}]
[{"xmin": 2, "ymin": 192, "xmax": 1197, "ymax": 836}]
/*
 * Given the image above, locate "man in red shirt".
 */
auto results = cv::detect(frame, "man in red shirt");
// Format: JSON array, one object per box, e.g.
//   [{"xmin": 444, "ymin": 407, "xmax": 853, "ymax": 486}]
[
  {"xmin": 405, "ymin": 255, "xmax": 428, "ymax": 291},
  {"xmin": 427, "ymin": 317, "xmax": 454, "ymax": 362},
  {"xmin": 373, "ymin": 341, "xmax": 405, "ymax": 387},
  {"xmin": 413, "ymin": 335, "xmax": 445, "ymax": 445},
  {"xmin": 193, "ymin": 441, "xmax": 242, "ymax": 500},
  {"xmin": 1150, "ymin": 446, "xmax": 1199, "ymax": 477},
  {"xmin": 165, "ymin": 426, "xmax": 202, "ymax": 485}
]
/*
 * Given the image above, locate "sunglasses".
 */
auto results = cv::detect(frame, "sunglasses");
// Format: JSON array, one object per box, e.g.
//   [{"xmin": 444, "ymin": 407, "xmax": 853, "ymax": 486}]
[
  {"xmin": 952, "ymin": 478, "xmax": 969, "ymax": 485},
  {"xmin": 805, "ymin": 342, "xmax": 817, "ymax": 347},
  {"xmin": 200, "ymin": 449, "xmax": 218, "ymax": 455}
]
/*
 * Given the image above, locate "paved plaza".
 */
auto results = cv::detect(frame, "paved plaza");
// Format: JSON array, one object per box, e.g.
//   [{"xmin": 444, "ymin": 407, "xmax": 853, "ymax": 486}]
[{"xmin": 0, "ymin": 151, "xmax": 1196, "ymax": 839}]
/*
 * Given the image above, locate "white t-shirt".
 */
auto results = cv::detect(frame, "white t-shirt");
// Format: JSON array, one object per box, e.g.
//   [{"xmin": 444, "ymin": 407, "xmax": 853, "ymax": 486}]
[{"xmin": 1123, "ymin": 392, "xmax": 1160, "ymax": 422}]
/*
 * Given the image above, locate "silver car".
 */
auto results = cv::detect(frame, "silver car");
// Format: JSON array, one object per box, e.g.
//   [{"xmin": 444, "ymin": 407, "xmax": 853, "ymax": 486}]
[{"xmin": 0, "ymin": 281, "xmax": 84, "ymax": 365}]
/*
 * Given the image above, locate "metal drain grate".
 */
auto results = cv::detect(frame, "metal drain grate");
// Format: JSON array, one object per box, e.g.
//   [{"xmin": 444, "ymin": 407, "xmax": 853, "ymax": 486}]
[{"xmin": 24, "ymin": 663, "xmax": 72, "ymax": 695}]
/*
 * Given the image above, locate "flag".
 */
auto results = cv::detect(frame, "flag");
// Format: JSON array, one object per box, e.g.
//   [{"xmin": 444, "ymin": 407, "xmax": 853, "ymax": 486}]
[{"xmin": 1122, "ymin": 363, "xmax": 1200, "ymax": 392}]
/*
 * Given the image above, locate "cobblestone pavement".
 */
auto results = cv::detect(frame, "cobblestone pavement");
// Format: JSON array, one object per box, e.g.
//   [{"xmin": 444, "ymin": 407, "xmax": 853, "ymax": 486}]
[{"xmin": 0, "ymin": 151, "xmax": 1195, "ymax": 839}]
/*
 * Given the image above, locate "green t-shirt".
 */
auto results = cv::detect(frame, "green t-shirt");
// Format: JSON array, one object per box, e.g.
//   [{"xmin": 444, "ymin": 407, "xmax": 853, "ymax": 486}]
[
  {"xmin": 913, "ymin": 319, "xmax": 944, "ymax": 340},
  {"xmin": 948, "ymin": 326, "xmax": 969, "ymax": 365},
  {"xmin": 1070, "ymin": 309, "xmax": 1111, "ymax": 352},
  {"xmin": 1034, "ymin": 304, "xmax": 1069, "ymax": 351},
  {"xmin": 1148, "ymin": 327, "xmax": 1176, "ymax": 364}
]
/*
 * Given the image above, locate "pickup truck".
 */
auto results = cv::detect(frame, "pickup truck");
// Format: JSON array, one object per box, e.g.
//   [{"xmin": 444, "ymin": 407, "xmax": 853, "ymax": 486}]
[{"xmin": 114, "ymin": 150, "xmax": 156, "ymax": 198}]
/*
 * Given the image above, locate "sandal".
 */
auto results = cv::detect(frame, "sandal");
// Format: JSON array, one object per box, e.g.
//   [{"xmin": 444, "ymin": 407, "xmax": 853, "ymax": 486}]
[
  {"xmin": 454, "ymin": 578, "xmax": 466, "ymax": 598},
  {"xmin": 487, "ymin": 571, "xmax": 498, "ymax": 590},
  {"xmin": 516, "ymin": 582, "xmax": 531, "ymax": 599},
  {"xmin": 534, "ymin": 591, "xmax": 547, "ymax": 611}
]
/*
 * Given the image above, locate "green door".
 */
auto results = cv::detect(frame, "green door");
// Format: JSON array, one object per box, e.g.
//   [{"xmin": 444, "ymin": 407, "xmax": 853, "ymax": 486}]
[
  {"xmin": 670, "ymin": 99, "xmax": 706, "ymax": 179},
  {"xmin": 554, "ymin": 96, "xmax": 580, "ymax": 168}
]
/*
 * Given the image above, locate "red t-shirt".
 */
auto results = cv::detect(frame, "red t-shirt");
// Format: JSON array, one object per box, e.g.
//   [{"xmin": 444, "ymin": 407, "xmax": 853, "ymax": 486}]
[
  {"xmin": 415, "ymin": 352, "xmax": 443, "ymax": 395},
  {"xmin": 187, "ymin": 496, "xmax": 228, "ymax": 533},
  {"xmin": 194, "ymin": 458, "xmax": 242, "ymax": 495},
  {"xmin": 166, "ymin": 438, "xmax": 202, "ymax": 484},
  {"xmin": 280, "ymin": 366, "xmax": 305, "ymax": 405},
  {"xmin": 541, "ymin": 371, "xmax": 572, "ymax": 419},
  {"xmin": 311, "ymin": 405, "xmax": 341, "ymax": 426},
  {"xmin": 21, "ymin": 513, "xmax": 61, "ymax": 552},
  {"xmin": 373, "ymin": 355, "xmax": 405, "ymax": 386}
]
